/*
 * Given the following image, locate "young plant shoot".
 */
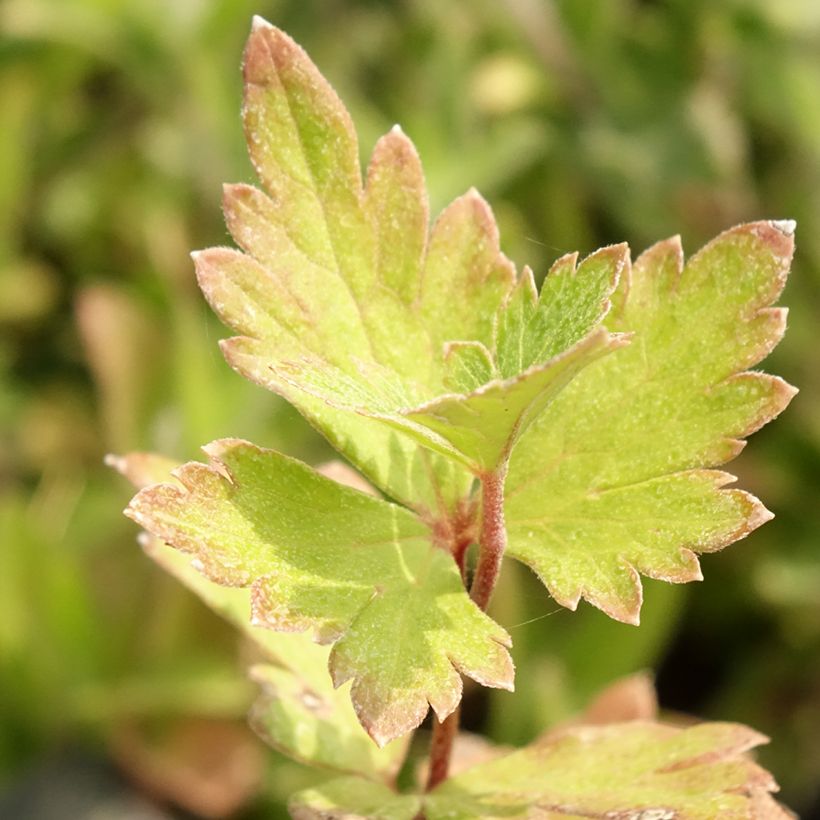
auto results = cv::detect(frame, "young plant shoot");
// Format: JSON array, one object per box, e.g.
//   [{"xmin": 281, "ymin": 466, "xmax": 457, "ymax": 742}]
[{"xmin": 117, "ymin": 17, "xmax": 796, "ymax": 818}]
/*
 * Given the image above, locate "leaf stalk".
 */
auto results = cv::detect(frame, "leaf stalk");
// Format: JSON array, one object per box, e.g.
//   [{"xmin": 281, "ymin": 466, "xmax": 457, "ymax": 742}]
[
  {"xmin": 425, "ymin": 706, "xmax": 460, "ymax": 792},
  {"xmin": 470, "ymin": 465, "xmax": 508, "ymax": 611},
  {"xmin": 425, "ymin": 464, "xmax": 508, "ymax": 791}
]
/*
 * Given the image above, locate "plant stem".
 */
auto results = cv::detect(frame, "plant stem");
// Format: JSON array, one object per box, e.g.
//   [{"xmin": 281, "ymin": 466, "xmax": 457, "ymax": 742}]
[
  {"xmin": 470, "ymin": 465, "xmax": 508, "ymax": 611},
  {"xmin": 425, "ymin": 465, "xmax": 509, "ymax": 792},
  {"xmin": 425, "ymin": 706, "xmax": 460, "ymax": 792}
]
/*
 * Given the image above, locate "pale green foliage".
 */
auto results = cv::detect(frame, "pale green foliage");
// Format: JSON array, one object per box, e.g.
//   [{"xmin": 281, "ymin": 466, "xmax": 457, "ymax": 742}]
[
  {"xmin": 505, "ymin": 223, "xmax": 796, "ymax": 623},
  {"xmin": 198, "ymin": 18, "xmax": 625, "ymax": 482},
  {"xmin": 196, "ymin": 16, "xmax": 795, "ymax": 628},
  {"xmin": 110, "ymin": 452, "xmax": 408, "ymax": 780},
  {"xmin": 396, "ymin": 246, "xmax": 630, "ymax": 472},
  {"xmin": 494, "ymin": 248, "xmax": 624, "ymax": 381},
  {"xmin": 125, "ymin": 441, "xmax": 512, "ymax": 745},
  {"xmin": 427, "ymin": 721, "xmax": 786, "ymax": 819},
  {"xmin": 292, "ymin": 722, "xmax": 786, "ymax": 819},
  {"xmin": 119, "ymin": 16, "xmax": 797, "ymax": 815}
]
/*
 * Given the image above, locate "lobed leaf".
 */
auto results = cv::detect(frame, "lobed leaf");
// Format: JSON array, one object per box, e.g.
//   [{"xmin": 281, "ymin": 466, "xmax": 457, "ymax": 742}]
[
  {"xmin": 493, "ymin": 246, "xmax": 627, "ymax": 381},
  {"xmin": 202, "ymin": 19, "xmax": 478, "ymax": 516},
  {"xmin": 424, "ymin": 720, "xmax": 788, "ymax": 819},
  {"xmin": 109, "ymin": 452, "xmax": 408, "ymax": 781},
  {"xmin": 198, "ymin": 18, "xmax": 625, "ymax": 501},
  {"xmin": 374, "ymin": 245, "xmax": 629, "ymax": 472},
  {"xmin": 248, "ymin": 662, "xmax": 407, "ymax": 783},
  {"xmin": 124, "ymin": 440, "xmax": 513, "ymax": 746},
  {"xmin": 504, "ymin": 221, "xmax": 796, "ymax": 624},
  {"xmin": 396, "ymin": 326, "xmax": 628, "ymax": 473},
  {"xmin": 290, "ymin": 719, "xmax": 787, "ymax": 818}
]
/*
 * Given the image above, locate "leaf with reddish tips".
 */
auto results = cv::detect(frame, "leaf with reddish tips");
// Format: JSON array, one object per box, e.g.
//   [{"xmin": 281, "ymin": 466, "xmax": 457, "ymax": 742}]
[
  {"xmin": 505, "ymin": 222, "xmax": 797, "ymax": 624},
  {"xmin": 123, "ymin": 440, "xmax": 513, "ymax": 746},
  {"xmin": 370, "ymin": 246, "xmax": 631, "ymax": 473},
  {"xmin": 395, "ymin": 327, "xmax": 628, "ymax": 473},
  {"xmin": 239, "ymin": 236, "xmax": 627, "ymax": 474},
  {"xmin": 247, "ymin": 662, "xmax": 409, "ymax": 783},
  {"xmin": 206, "ymin": 19, "xmax": 474, "ymax": 518},
  {"xmin": 539, "ymin": 673, "xmax": 659, "ymax": 743},
  {"xmin": 109, "ymin": 451, "xmax": 409, "ymax": 780},
  {"xmin": 424, "ymin": 720, "xmax": 789, "ymax": 819},
  {"xmin": 290, "ymin": 720, "xmax": 788, "ymax": 819},
  {"xmin": 494, "ymin": 246, "xmax": 627, "ymax": 381},
  {"xmin": 418, "ymin": 188, "xmax": 516, "ymax": 354},
  {"xmin": 199, "ymin": 18, "xmax": 625, "ymax": 503},
  {"xmin": 576, "ymin": 672, "xmax": 659, "ymax": 726},
  {"xmin": 105, "ymin": 452, "xmax": 178, "ymax": 490},
  {"xmin": 363, "ymin": 125, "xmax": 428, "ymax": 305}
]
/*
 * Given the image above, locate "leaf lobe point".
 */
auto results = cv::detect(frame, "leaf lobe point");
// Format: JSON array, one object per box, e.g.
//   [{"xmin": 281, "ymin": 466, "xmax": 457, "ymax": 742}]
[
  {"xmin": 769, "ymin": 219, "xmax": 796, "ymax": 237},
  {"xmin": 251, "ymin": 14, "xmax": 272, "ymax": 32}
]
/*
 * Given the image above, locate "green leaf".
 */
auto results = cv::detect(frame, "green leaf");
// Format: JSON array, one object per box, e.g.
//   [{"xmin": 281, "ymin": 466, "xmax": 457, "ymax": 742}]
[
  {"xmin": 442, "ymin": 341, "xmax": 494, "ymax": 394},
  {"xmin": 395, "ymin": 327, "xmax": 627, "ymax": 474},
  {"xmin": 108, "ymin": 452, "xmax": 409, "ymax": 781},
  {"xmin": 367, "ymin": 247, "xmax": 631, "ymax": 473},
  {"xmin": 197, "ymin": 18, "xmax": 624, "ymax": 501},
  {"xmin": 124, "ymin": 440, "xmax": 513, "ymax": 746},
  {"xmin": 248, "ymin": 662, "xmax": 408, "ymax": 783},
  {"xmin": 425, "ymin": 721, "xmax": 787, "ymax": 819},
  {"xmin": 494, "ymin": 248, "xmax": 625, "ymax": 381},
  {"xmin": 289, "ymin": 776, "xmax": 421, "ymax": 820},
  {"xmin": 202, "ymin": 18, "xmax": 481, "ymax": 517},
  {"xmin": 504, "ymin": 222, "xmax": 797, "ymax": 624},
  {"xmin": 288, "ymin": 721, "xmax": 786, "ymax": 819}
]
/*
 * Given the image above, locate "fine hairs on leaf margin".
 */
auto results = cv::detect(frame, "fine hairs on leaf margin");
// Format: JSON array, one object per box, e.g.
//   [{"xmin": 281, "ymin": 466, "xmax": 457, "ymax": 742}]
[{"xmin": 115, "ymin": 15, "xmax": 797, "ymax": 817}]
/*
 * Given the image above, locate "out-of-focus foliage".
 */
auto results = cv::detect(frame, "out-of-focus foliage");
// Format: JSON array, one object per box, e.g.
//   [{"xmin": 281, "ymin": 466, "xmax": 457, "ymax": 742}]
[{"xmin": 0, "ymin": 0, "xmax": 818, "ymax": 817}]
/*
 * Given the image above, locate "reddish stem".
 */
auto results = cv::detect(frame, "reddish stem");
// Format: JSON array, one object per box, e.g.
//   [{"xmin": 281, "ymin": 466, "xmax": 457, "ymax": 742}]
[
  {"xmin": 425, "ymin": 706, "xmax": 460, "ymax": 792},
  {"xmin": 425, "ymin": 466, "xmax": 509, "ymax": 793},
  {"xmin": 469, "ymin": 466, "xmax": 508, "ymax": 611}
]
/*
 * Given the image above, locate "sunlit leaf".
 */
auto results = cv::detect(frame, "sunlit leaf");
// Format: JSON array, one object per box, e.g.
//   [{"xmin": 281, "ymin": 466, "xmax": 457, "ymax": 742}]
[
  {"xmin": 505, "ymin": 222, "xmax": 796, "ymax": 623},
  {"xmin": 290, "ymin": 719, "xmax": 787, "ymax": 818},
  {"xmin": 124, "ymin": 440, "xmax": 513, "ymax": 746},
  {"xmin": 425, "ymin": 721, "xmax": 788, "ymax": 819},
  {"xmin": 197, "ymin": 18, "xmax": 624, "ymax": 495},
  {"xmin": 109, "ymin": 452, "xmax": 408, "ymax": 780}
]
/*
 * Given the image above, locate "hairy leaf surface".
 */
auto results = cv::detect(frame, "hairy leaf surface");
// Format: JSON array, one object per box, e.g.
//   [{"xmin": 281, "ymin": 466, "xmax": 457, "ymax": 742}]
[
  {"xmin": 505, "ymin": 222, "xmax": 796, "ymax": 623},
  {"xmin": 124, "ymin": 440, "xmax": 513, "ymax": 745},
  {"xmin": 197, "ymin": 18, "xmax": 624, "ymax": 494},
  {"xmin": 289, "ymin": 777, "xmax": 421, "ymax": 820},
  {"xmin": 425, "ymin": 721, "xmax": 787, "ymax": 819},
  {"xmin": 109, "ymin": 452, "xmax": 408, "ymax": 780},
  {"xmin": 290, "ymin": 721, "xmax": 786, "ymax": 818}
]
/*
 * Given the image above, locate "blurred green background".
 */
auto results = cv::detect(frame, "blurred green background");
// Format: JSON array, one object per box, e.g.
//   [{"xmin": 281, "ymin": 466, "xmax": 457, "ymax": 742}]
[{"xmin": 1, "ymin": 0, "xmax": 818, "ymax": 817}]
